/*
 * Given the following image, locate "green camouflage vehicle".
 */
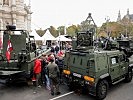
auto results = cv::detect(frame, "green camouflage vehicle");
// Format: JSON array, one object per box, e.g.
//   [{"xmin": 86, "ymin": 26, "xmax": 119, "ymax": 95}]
[
  {"xmin": 63, "ymin": 14, "xmax": 133, "ymax": 100},
  {"xmin": 0, "ymin": 25, "xmax": 50, "ymax": 84}
]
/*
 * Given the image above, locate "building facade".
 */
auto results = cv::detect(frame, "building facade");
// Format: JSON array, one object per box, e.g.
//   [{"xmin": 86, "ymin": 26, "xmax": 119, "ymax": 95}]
[
  {"xmin": 117, "ymin": 9, "xmax": 133, "ymax": 24},
  {"xmin": 0, "ymin": 0, "xmax": 32, "ymax": 49}
]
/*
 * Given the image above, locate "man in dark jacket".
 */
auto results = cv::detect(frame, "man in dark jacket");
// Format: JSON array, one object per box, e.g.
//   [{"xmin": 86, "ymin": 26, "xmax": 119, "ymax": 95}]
[
  {"xmin": 41, "ymin": 54, "xmax": 48, "ymax": 85},
  {"xmin": 55, "ymin": 56, "xmax": 64, "ymax": 83},
  {"xmin": 55, "ymin": 45, "xmax": 59, "ymax": 54},
  {"xmin": 47, "ymin": 58, "xmax": 61, "ymax": 95}
]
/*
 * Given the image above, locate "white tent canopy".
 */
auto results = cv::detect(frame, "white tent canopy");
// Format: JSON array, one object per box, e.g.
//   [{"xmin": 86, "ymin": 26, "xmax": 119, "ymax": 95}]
[
  {"xmin": 42, "ymin": 29, "xmax": 56, "ymax": 41},
  {"xmin": 30, "ymin": 29, "xmax": 43, "ymax": 40},
  {"xmin": 56, "ymin": 35, "xmax": 72, "ymax": 41}
]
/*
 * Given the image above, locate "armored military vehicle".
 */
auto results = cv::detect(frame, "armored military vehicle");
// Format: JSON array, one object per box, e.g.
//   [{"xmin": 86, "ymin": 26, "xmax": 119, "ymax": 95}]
[
  {"xmin": 0, "ymin": 25, "xmax": 50, "ymax": 84},
  {"xmin": 63, "ymin": 14, "xmax": 133, "ymax": 100}
]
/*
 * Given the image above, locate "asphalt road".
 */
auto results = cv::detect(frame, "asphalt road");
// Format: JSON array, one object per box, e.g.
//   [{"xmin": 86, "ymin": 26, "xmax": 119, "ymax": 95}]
[{"xmin": 0, "ymin": 80, "xmax": 133, "ymax": 100}]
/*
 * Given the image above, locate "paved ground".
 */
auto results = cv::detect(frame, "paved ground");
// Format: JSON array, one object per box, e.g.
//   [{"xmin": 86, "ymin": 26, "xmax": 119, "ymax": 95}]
[{"xmin": 0, "ymin": 79, "xmax": 133, "ymax": 100}]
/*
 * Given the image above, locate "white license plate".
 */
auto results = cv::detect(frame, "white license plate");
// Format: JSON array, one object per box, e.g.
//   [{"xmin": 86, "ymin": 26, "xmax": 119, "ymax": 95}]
[{"xmin": 73, "ymin": 73, "xmax": 81, "ymax": 78}]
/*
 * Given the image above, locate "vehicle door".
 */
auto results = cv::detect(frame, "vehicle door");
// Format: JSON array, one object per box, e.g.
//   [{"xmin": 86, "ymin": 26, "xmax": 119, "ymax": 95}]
[
  {"xmin": 69, "ymin": 52, "xmax": 88, "ymax": 76},
  {"xmin": 109, "ymin": 56, "xmax": 120, "ymax": 81},
  {"xmin": 119, "ymin": 54, "xmax": 128, "ymax": 76}
]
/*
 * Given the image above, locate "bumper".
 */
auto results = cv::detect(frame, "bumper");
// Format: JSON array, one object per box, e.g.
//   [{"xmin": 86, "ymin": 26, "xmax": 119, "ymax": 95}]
[
  {"xmin": 0, "ymin": 70, "xmax": 29, "ymax": 84},
  {"xmin": 63, "ymin": 74, "xmax": 96, "ymax": 96}
]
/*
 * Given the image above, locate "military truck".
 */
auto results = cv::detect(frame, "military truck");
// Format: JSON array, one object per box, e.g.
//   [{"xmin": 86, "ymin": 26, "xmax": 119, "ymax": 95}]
[
  {"xmin": 0, "ymin": 25, "xmax": 50, "ymax": 84},
  {"xmin": 63, "ymin": 14, "xmax": 133, "ymax": 100}
]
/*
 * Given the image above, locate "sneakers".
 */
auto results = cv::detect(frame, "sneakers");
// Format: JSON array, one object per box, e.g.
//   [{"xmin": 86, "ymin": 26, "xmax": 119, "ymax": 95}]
[
  {"xmin": 37, "ymin": 85, "xmax": 41, "ymax": 88},
  {"xmin": 46, "ymin": 86, "xmax": 51, "ymax": 90}
]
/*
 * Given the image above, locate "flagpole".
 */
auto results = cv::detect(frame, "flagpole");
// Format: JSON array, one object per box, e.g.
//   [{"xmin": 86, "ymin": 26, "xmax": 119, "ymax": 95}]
[{"xmin": 58, "ymin": 31, "xmax": 61, "ymax": 51}]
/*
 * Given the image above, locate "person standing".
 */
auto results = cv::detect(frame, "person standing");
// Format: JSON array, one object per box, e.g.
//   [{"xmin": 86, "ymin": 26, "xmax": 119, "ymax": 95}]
[
  {"xmin": 51, "ymin": 43, "xmax": 56, "ymax": 53},
  {"xmin": 55, "ymin": 45, "xmax": 59, "ymax": 54},
  {"xmin": 47, "ymin": 58, "xmax": 61, "ymax": 95},
  {"xmin": 41, "ymin": 54, "xmax": 50, "ymax": 90},
  {"xmin": 33, "ymin": 58, "xmax": 42, "ymax": 87},
  {"xmin": 41, "ymin": 54, "xmax": 48, "ymax": 85},
  {"xmin": 55, "ymin": 56, "xmax": 64, "ymax": 84}
]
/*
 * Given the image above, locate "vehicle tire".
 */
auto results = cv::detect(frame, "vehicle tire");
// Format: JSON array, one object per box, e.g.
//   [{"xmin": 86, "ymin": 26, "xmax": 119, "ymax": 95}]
[
  {"xmin": 96, "ymin": 80, "xmax": 108, "ymax": 100},
  {"xmin": 124, "ymin": 68, "xmax": 132, "ymax": 83}
]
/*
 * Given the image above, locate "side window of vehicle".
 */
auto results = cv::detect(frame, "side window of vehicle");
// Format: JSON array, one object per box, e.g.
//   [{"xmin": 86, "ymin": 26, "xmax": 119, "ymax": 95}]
[{"xmin": 111, "ymin": 56, "xmax": 118, "ymax": 65}]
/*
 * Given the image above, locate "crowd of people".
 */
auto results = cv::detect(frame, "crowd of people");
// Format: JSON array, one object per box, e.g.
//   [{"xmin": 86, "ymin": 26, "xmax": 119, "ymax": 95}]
[{"xmin": 31, "ymin": 47, "xmax": 64, "ymax": 95}]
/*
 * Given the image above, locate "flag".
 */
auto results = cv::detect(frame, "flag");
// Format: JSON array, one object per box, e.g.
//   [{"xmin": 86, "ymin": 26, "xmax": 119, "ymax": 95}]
[{"xmin": 6, "ymin": 40, "xmax": 13, "ymax": 62}]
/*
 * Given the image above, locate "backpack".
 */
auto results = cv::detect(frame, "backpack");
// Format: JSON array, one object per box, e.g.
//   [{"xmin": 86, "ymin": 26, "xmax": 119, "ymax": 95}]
[{"xmin": 56, "ymin": 59, "xmax": 64, "ymax": 68}]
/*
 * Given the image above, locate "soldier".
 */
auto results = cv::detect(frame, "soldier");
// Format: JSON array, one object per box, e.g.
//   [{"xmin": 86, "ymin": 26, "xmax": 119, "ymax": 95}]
[{"xmin": 47, "ymin": 58, "xmax": 61, "ymax": 95}]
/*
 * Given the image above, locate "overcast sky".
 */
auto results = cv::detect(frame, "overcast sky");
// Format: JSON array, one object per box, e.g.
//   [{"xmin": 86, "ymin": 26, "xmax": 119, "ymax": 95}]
[{"xmin": 25, "ymin": 0, "xmax": 133, "ymax": 29}]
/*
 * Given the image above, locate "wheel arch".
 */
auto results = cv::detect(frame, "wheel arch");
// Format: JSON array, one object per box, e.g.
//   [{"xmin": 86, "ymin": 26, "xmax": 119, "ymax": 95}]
[
  {"xmin": 96, "ymin": 74, "xmax": 111, "ymax": 100},
  {"xmin": 97, "ymin": 73, "xmax": 112, "ymax": 86}
]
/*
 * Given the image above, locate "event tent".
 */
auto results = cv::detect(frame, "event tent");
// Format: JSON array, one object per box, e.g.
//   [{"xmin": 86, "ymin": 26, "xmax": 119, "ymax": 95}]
[
  {"xmin": 56, "ymin": 35, "xmax": 72, "ymax": 41},
  {"xmin": 42, "ymin": 29, "xmax": 56, "ymax": 41},
  {"xmin": 30, "ymin": 29, "xmax": 43, "ymax": 41}
]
